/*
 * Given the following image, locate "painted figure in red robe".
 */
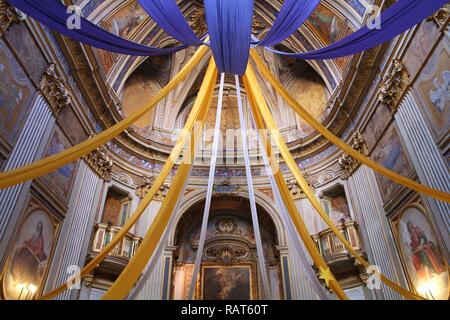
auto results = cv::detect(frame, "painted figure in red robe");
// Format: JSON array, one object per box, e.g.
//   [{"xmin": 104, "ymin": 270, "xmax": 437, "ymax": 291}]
[{"xmin": 407, "ymin": 221, "xmax": 445, "ymax": 280}]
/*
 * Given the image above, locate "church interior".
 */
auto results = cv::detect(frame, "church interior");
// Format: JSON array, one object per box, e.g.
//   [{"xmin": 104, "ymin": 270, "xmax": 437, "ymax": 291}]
[{"xmin": 0, "ymin": 0, "xmax": 448, "ymax": 301}]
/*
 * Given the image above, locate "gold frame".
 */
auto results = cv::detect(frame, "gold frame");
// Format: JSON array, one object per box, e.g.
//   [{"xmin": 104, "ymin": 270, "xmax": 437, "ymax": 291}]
[
  {"xmin": 390, "ymin": 202, "xmax": 449, "ymax": 299},
  {"xmin": 199, "ymin": 263, "xmax": 257, "ymax": 300},
  {"xmin": 0, "ymin": 195, "xmax": 61, "ymax": 300}
]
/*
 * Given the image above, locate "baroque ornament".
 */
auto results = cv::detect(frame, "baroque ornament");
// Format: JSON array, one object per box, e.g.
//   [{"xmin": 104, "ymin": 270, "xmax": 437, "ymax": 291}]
[
  {"xmin": 427, "ymin": 3, "xmax": 449, "ymax": 30},
  {"xmin": 0, "ymin": 0, "xmax": 26, "ymax": 36},
  {"xmin": 135, "ymin": 174, "xmax": 169, "ymax": 201},
  {"xmin": 378, "ymin": 59, "xmax": 410, "ymax": 112},
  {"xmin": 40, "ymin": 63, "xmax": 71, "ymax": 115},
  {"xmin": 84, "ymin": 142, "xmax": 114, "ymax": 181},
  {"xmin": 287, "ymin": 173, "xmax": 312, "ymax": 200},
  {"xmin": 338, "ymin": 131, "xmax": 368, "ymax": 179}
]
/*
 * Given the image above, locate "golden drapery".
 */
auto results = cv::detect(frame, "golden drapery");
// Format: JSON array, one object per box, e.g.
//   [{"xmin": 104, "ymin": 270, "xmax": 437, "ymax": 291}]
[
  {"xmin": 40, "ymin": 56, "xmax": 216, "ymax": 300},
  {"xmin": 101, "ymin": 59, "xmax": 218, "ymax": 300},
  {"xmin": 244, "ymin": 72, "xmax": 348, "ymax": 300},
  {"xmin": 244, "ymin": 62, "xmax": 424, "ymax": 300},
  {"xmin": 249, "ymin": 49, "xmax": 450, "ymax": 205},
  {"xmin": 0, "ymin": 46, "xmax": 209, "ymax": 190}
]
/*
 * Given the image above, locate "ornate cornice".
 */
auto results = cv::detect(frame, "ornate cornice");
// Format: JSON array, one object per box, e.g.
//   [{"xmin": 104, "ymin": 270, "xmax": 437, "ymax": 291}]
[
  {"xmin": 83, "ymin": 141, "xmax": 113, "ymax": 181},
  {"xmin": 135, "ymin": 174, "xmax": 169, "ymax": 201},
  {"xmin": 378, "ymin": 59, "xmax": 410, "ymax": 113},
  {"xmin": 338, "ymin": 130, "xmax": 368, "ymax": 179},
  {"xmin": 188, "ymin": 6, "xmax": 265, "ymax": 37},
  {"xmin": 0, "ymin": 0, "xmax": 26, "ymax": 36},
  {"xmin": 287, "ymin": 174, "xmax": 313, "ymax": 200},
  {"xmin": 427, "ymin": 3, "xmax": 449, "ymax": 31},
  {"xmin": 40, "ymin": 63, "xmax": 72, "ymax": 115}
]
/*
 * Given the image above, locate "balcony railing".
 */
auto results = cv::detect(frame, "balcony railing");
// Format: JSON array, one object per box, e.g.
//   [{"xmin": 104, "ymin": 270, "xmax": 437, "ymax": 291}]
[
  {"xmin": 90, "ymin": 223, "xmax": 142, "ymax": 260},
  {"xmin": 312, "ymin": 220, "xmax": 363, "ymax": 258}
]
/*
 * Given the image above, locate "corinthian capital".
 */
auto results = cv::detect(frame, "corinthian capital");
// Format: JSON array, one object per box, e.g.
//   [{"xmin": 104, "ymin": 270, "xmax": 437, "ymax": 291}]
[
  {"xmin": 40, "ymin": 63, "xmax": 71, "ymax": 115},
  {"xmin": 378, "ymin": 59, "xmax": 410, "ymax": 113}
]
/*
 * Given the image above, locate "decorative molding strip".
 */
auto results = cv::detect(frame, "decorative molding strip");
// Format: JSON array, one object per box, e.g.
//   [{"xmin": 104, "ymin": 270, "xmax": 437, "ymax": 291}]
[
  {"xmin": 427, "ymin": 3, "xmax": 449, "ymax": 31},
  {"xmin": 338, "ymin": 131, "xmax": 368, "ymax": 179},
  {"xmin": 83, "ymin": 140, "xmax": 113, "ymax": 181},
  {"xmin": 135, "ymin": 174, "xmax": 169, "ymax": 201},
  {"xmin": 287, "ymin": 174, "xmax": 313, "ymax": 200},
  {"xmin": 378, "ymin": 59, "xmax": 410, "ymax": 113},
  {"xmin": 0, "ymin": 0, "xmax": 26, "ymax": 37},
  {"xmin": 40, "ymin": 63, "xmax": 72, "ymax": 115}
]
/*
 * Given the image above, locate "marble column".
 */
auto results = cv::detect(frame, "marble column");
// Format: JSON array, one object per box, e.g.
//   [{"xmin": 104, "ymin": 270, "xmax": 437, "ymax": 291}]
[
  {"xmin": 348, "ymin": 166, "xmax": 407, "ymax": 300},
  {"xmin": 45, "ymin": 161, "xmax": 103, "ymax": 300},
  {"xmin": 0, "ymin": 94, "xmax": 54, "ymax": 258},
  {"xmin": 395, "ymin": 91, "xmax": 450, "ymax": 252},
  {"xmin": 283, "ymin": 198, "xmax": 321, "ymax": 300},
  {"xmin": 133, "ymin": 200, "xmax": 166, "ymax": 300}
]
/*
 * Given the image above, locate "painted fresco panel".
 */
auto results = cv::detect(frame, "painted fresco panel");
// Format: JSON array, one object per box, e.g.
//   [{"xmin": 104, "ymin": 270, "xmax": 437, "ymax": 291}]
[{"xmin": 0, "ymin": 40, "xmax": 34, "ymax": 145}]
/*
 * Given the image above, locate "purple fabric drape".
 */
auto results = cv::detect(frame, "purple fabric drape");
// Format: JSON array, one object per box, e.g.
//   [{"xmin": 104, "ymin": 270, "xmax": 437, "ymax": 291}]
[
  {"xmin": 7, "ymin": 0, "xmax": 187, "ymax": 56},
  {"xmin": 138, "ymin": 0, "xmax": 203, "ymax": 46},
  {"xmin": 256, "ymin": 0, "xmax": 320, "ymax": 46},
  {"xmin": 270, "ymin": 0, "xmax": 448, "ymax": 60},
  {"xmin": 204, "ymin": 0, "xmax": 254, "ymax": 75}
]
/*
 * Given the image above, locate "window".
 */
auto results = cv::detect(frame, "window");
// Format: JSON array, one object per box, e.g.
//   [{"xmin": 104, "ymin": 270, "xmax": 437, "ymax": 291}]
[
  {"xmin": 321, "ymin": 198, "xmax": 333, "ymax": 217},
  {"xmin": 119, "ymin": 201, "xmax": 130, "ymax": 227}
]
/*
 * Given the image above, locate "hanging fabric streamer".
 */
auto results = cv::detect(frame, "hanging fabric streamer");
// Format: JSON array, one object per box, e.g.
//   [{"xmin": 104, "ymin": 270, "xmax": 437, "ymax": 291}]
[
  {"xmin": 128, "ymin": 165, "xmax": 193, "ymax": 300},
  {"xmin": 187, "ymin": 73, "xmax": 225, "ymax": 300},
  {"xmin": 39, "ymin": 53, "xmax": 214, "ymax": 300},
  {"xmin": 269, "ymin": 0, "xmax": 448, "ymax": 59},
  {"xmin": 250, "ymin": 49, "xmax": 450, "ymax": 204},
  {"xmin": 255, "ymin": 0, "xmax": 320, "ymax": 46},
  {"xmin": 138, "ymin": 0, "xmax": 203, "ymax": 46},
  {"xmin": 101, "ymin": 59, "xmax": 218, "ymax": 300},
  {"xmin": 235, "ymin": 75, "xmax": 272, "ymax": 299},
  {"xmin": 248, "ymin": 101, "xmax": 331, "ymax": 300},
  {"xmin": 0, "ymin": 45, "xmax": 208, "ymax": 190},
  {"xmin": 204, "ymin": 0, "xmax": 254, "ymax": 74},
  {"xmin": 7, "ymin": 0, "xmax": 187, "ymax": 56},
  {"xmin": 244, "ymin": 74, "xmax": 348, "ymax": 300},
  {"xmin": 244, "ymin": 61, "xmax": 425, "ymax": 300}
]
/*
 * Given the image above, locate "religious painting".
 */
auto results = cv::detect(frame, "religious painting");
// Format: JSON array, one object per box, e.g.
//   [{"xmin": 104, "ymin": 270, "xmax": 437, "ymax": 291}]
[
  {"xmin": 403, "ymin": 20, "xmax": 441, "ymax": 80},
  {"xmin": 39, "ymin": 126, "xmax": 77, "ymax": 203},
  {"xmin": 93, "ymin": 47, "xmax": 115, "ymax": 76},
  {"xmin": 121, "ymin": 64, "xmax": 162, "ymax": 138},
  {"xmin": 0, "ymin": 40, "xmax": 34, "ymax": 144},
  {"xmin": 392, "ymin": 205, "xmax": 449, "ymax": 300},
  {"xmin": 363, "ymin": 102, "xmax": 392, "ymax": 151},
  {"xmin": 414, "ymin": 38, "xmax": 450, "ymax": 140},
  {"xmin": 1, "ymin": 208, "xmax": 57, "ymax": 300},
  {"xmin": 371, "ymin": 124, "xmax": 413, "ymax": 203},
  {"xmin": 57, "ymin": 106, "xmax": 88, "ymax": 145},
  {"xmin": 330, "ymin": 194, "xmax": 351, "ymax": 223},
  {"xmin": 307, "ymin": 4, "xmax": 346, "ymax": 45},
  {"xmin": 102, "ymin": 2, "xmax": 147, "ymax": 39},
  {"xmin": 4, "ymin": 22, "xmax": 48, "ymax": 86},
  {"xmin": 201, "ymin": 265, "xmax": 253, "ymax": 300}
]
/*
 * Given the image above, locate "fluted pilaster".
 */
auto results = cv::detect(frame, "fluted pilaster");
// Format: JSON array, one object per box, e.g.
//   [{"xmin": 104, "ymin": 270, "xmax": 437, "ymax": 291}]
[{"xmin": 395, "ymin": 91, "xmax": 450, "ymax": 252}]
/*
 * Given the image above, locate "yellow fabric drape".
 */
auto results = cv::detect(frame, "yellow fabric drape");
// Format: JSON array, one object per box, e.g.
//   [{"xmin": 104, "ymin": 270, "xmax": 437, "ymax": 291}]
[
  {"xmin": 244, "ymin": 70, "xmax": 348, "ymax": 300},
  {"xmin": 0, "ymin": 46, "xmax": 210, "ymax": 190},
  {"xmin": 101, "ymin": 59, "xmax": 218, "ymax": 300},
  {"xmin": 40, "ymin": 56, "xmax": 215, "ymax": 300},
  {"xmin": 244, "ymin": 62, "xmax": 424, "ymax": 300},
  {"xmin": 250, "ymin": 49, "xmax": 450, "ymax": 204}
]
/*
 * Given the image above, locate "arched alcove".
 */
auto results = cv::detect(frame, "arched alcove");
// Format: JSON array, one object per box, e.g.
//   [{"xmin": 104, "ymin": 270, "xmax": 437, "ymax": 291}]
[{"xmin": 170, "ymin": 195, "xmax": 283, "ymax": 300}]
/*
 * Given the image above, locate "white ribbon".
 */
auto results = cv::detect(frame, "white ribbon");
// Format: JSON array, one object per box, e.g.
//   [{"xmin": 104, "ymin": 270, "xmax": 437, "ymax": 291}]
[
  {"xmin": 247, "ymin": 99, "xmax": 331, "ymax": 300},
  {"xmin": 187, "ymin": 73, "xmax": 226, "ymax": 300},
  {"xmin": 128, "ymin": 165, "xmax": 193, "ymax": 300},
  {"xmin": 235, "ymin": 75, "xmax": 272, "ymax": 300}
]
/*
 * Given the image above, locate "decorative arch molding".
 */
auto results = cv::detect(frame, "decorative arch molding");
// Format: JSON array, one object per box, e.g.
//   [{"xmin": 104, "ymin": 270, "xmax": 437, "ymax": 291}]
[{"xmin": 166, "ymin": 188, "xmax": 287, "ymax": 248}]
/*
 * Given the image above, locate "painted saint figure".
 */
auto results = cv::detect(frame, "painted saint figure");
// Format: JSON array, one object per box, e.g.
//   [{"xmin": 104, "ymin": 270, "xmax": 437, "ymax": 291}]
[
  {"xmin": 406, "ymin": 220, "xmax": 445, "ymax": 280},
  {"xmin": 10, "ymin": 221, "xmax": 48, "ymax": 286}
]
